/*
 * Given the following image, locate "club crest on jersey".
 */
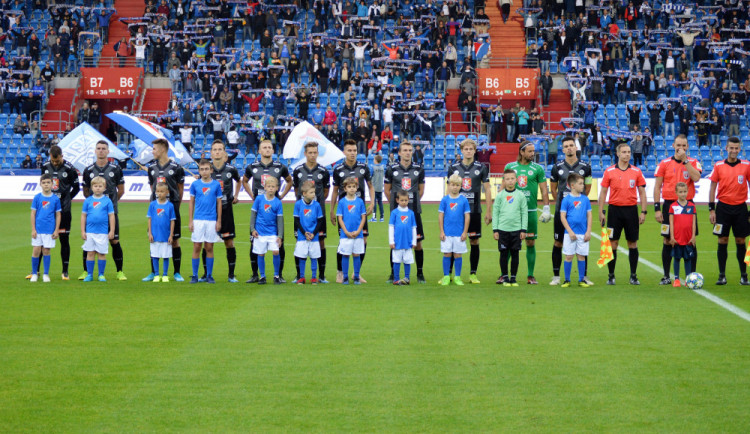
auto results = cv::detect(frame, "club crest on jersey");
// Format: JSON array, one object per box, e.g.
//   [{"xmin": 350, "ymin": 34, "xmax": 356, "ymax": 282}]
[
  {"xmin": 347, "ymin": 205, "xmax": 355, "ymax": 213},
  {"xmin": 157, "ymin": 176, "xmax": 166, "ymax": 184},
  {"xmin": 263, "ymin": 204, "xmax": 272, "ymax": 212},
  {"xmin": 740, "ymin": 175, "xmax": 745, "ymax": 184},
  {"xmin": 574, "ymin": 201, "xmax": 581, "ymax": 208},
  {"xmin": 518, "ymin": 175, "xmax": 527, "ymax": 188},
  {"xmin": 400, "ymin": 215, "xmax": 409, "ymax": 223},
  {"xmin": 303, "ymin": 209, "xmax": 312, "ymax": 217},
  {"xmin": 52, "ymin": 179, "xmax": 59, "ymax": 190},
  {"xmin": 202, "ymin": 187, "xmax": 210, "ymax": 195},
  {"xmin": 449, "ymin": 203, "xmax": 458, "ymax": 211},
  {"xmin": 462, "ymin": 177, "xmax": 471, "ymax": 190},
  {"xmin": 401, "ymin": 178, "xmax": 411, "ymax": 190},
  {"xmin": 261, "ymin": 174, "xmax": 271, "ymax": 186},
  {"xmin": 92, "ymin": 201, "xmax": 101, "ymax": 209},
  {"xmin": 506, "ymin": 195, "xmax": 514, "ymax": 203},
  {"xmin": 42, "ymin": 201, "xmax": 50, "ymax": 208},
  {"xmin": 156, "ymin": 208, "xmax": 165, "ymax": 216},
  {"xmin": 629, "ymin": 179, "xmax": 635, "ymax": 188}
]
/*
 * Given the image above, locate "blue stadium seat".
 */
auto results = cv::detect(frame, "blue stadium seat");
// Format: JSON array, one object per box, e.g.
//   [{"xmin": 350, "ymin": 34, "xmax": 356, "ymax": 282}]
[
  {"xmin": 445, "ymin": 134, "xmax": 455, "ymax": 149},
  {"xmin": 646, "ymin": 155, "xmax": 656, "ymax": 172},
  {"xmin": 601, "ymin": 155, "xmax": 612, "ymax": 167}
]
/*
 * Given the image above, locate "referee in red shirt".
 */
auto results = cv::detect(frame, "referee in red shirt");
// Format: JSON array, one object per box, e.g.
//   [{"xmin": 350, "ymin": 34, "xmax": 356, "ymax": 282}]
[
  {"xmin": 653, "ymin": 135, "xmax": 702, "ymax": 285},
  {"xmin": 708, "ymin": 137, "xmax": 750, "ymax": 285},
  {"xmin": 598, "ymin": 142, "xmax": 648, "ymax": 285}
]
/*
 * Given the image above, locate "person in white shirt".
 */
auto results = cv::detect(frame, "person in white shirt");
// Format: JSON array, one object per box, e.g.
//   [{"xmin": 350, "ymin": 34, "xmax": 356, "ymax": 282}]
[
  {"xmin": 179, "ymin": 125, "xmax": 193, "ymax": 152},
  {"xmin": 350, "ymin": 41, "xmax": 369, "ymax": 73},
  {"xmin": 382, "ymin": 102, "xmax": 395, "ymax": 131}
]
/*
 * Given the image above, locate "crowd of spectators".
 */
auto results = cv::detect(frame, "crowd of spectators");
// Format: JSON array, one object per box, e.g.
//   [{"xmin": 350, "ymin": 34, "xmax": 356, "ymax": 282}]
[{"xmin": 515, "ymin": 0, "xmax": 750, "ymax": 168}]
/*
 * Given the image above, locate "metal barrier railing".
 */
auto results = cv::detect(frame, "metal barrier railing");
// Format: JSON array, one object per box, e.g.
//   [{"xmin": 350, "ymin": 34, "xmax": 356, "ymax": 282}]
[
  {"xmin": 486, "ymin": 56, "xmax": 538, "ymax": 69},
  {"xmin": 94, "ymin": 56, "xmax": 141, "ymax": 68},
  {"xmin": 34, "ymin": 109, "xmax": 74, "ymax": 135}
]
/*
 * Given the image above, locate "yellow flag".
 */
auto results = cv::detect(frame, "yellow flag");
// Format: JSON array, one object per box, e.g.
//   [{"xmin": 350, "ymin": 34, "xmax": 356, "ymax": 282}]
[
  {"xmin": 597, "ymin": 228, "xmax": 614, "ymax": 268},
  {"xmin": 744, "ymin": 248, "xmax": 750, "ymax": 266}
]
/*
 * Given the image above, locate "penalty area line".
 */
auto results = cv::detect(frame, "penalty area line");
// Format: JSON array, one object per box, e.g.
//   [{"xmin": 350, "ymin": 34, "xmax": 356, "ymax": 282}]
[{"xmin": 591, "ymin": 233, "xmax": 750, "ymax": 323}]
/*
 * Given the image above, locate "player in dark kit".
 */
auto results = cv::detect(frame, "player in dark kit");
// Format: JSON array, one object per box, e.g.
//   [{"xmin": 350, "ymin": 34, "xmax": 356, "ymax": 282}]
[
  {"xmin": 82, "ymin": 140, "xmax": 126, "ymax": 281},
  {"xmin": 40, "ymin": 145, "xmax": 80, "ymax": 280},
  {"xmin": 549, "ymin": 136, "xmax": 593, "ymax": 286},
  {"xmin": 292, "ymin": 142, "xmax": 331, "ymax": 283},
  {"xmin": 242, "ymin": 139, "xmax": 293, "ymax": 283},
  {"xmin": 384, "ymin": 140, "xmax": 427, "ymax": 283},
  {"xmin": 197, "ymin": 140, "xmax": 242, "ymax": 282},
  {"xmin": 446, "ymin": 138, "xmax": 492, "ymax": 283},
  {"xmin": 145, "ymin": 138, "xmax": 186, "ymax": 281},
  {"xmin": 707, "ymin": 136, "xmax": 750, "ymax": 285},
  {"xmin": 330, "ymin": 140, "xmax": 375, "ymax": 283}
]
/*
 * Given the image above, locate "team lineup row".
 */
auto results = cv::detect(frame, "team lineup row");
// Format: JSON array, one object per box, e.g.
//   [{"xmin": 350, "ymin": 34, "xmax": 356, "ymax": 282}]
[{"xmin": 28, "ymin": 134, "xmax": 750, "ymax": 286}]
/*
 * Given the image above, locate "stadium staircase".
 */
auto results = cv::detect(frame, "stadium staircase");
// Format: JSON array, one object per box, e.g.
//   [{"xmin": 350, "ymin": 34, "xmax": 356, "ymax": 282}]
[
  {"xmin": 485, "ymin": 2, "xmax": 529, "ymax": 172},
  {"xmin": 41, "ymin": 89, "xmax": 77, "ymax": 135},
  {"xmin": 102, "ymin": 0, "xmax": 143, "ymax": 56},
  {"xmin": 544, "ymin": 89, "xmax": 572, "ymax": 133},
  {"xmin": 139, "ymin": 88, "xmax": 172, "ymax": 115}
]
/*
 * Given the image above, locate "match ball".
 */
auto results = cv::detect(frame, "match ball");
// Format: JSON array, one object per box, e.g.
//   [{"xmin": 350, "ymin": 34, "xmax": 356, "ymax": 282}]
[{"xmin": 685, "ymin": 272, "xmax": 704, "ymax": 290}]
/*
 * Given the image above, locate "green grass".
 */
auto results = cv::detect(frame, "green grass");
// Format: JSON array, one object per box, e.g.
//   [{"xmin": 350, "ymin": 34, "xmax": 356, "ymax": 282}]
[{"xmin": 2, "ymin": 201, "xmax": 750, "ymax": 432}]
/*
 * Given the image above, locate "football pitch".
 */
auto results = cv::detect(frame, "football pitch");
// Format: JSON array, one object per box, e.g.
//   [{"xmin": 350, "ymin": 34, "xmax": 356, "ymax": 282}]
[{"xmin": 2, "ymin": 201, "xmax": 750, "ymax": 432}]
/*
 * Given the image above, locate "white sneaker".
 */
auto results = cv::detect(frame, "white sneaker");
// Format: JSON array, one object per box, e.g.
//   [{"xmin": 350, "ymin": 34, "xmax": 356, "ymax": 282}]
[
  {"xmin": 582, "ymin": 276, "xmax": 594, "ymax": 286},
  {"xmin": 549, "ymin": 276, "xmax": 560, "ymax": 286},
  {"xmin": 30, "ymin": 274, "xmax": 38, "ymax": 282},
  {"xmin": 42, "ymin": 275, "xmax": 51, "ymax": 282}
]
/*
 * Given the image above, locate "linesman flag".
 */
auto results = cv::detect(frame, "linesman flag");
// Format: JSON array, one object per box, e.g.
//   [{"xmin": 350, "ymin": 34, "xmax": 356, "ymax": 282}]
[
  {"xmin": 744, "ymin": 248, "xmax": 750, "ymax": 266},
  {"xmin": 597, "ymin": 228, "xmax": 614, "ymax": 268}
]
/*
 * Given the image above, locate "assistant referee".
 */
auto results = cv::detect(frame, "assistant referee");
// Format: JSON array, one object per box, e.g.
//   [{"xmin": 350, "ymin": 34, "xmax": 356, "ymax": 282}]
[{"xmin": 598, "ymin": 142, "xmax": 648, "ymax": 285}]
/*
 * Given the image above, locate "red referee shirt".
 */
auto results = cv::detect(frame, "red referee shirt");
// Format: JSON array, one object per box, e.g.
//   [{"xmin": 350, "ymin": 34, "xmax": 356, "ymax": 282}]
[
  {"xmin": 601, "ymin": 164, "xmax": 646, "ymax": 206},
  {"xmin": 708, "ymin": 159, "xmax": 750, "ymax": 206},
  {"xmin": 654, "ymin": 157, "xmax": 702, "ymax": 201}
]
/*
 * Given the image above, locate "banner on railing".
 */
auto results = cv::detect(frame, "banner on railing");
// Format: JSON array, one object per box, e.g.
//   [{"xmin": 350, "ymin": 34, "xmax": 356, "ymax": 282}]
[{"xmin": 81, "ymin": 67, "xmax": 142, "ymax": 99}]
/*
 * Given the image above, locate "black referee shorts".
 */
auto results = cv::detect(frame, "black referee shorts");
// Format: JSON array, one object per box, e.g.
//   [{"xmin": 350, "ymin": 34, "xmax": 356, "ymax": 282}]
[
  {"xmin": 59, "ymin": 210, "xmax": 72, "ymax": 234},
  {"xmin": 172, "ymin": 202, "xmax": 182, "ymax": 240},
  {"xmin": 219, "ymin": 204, "xmax": 236, "ymax": 240},
  {"xmin": 715, "ymin": 202, "xmax": 750, "ymax": 238},
  {"xmin": 662, "ymin": 200, "xmax": 699, "ymax": 238},
  {"xmin": 468, "ymin": 212, "xmax": 483, "ymax": 239},
  {"xmin": 607, "ymin": 205, "xmax": 639, "ymax": 241}
]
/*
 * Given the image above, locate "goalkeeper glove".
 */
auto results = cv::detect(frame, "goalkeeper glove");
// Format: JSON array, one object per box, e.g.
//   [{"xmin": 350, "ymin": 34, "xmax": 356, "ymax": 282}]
[{"xmin": 539, "ymin": 205, "xmax": 552, "ymax": 223}]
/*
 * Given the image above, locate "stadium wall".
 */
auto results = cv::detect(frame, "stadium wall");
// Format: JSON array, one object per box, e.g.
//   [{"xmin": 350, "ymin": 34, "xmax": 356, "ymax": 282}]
[{"xmin": 2, "ymin": 176, "xmax": 724, "ymax": 204}]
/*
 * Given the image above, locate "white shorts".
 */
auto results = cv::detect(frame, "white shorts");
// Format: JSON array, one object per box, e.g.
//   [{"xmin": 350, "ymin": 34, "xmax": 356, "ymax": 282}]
[
  {"xmin": 562, "ymin": 233, "xmax": 590, "ymax": 256},
  {"xmin": 294, "ymin": 240, "xmax": 321, "ymax": 259},
  {"xmin": 150, "ymin": 242, "xmax": 173, "ymax": 259},
  {"xmin": 83, "ymin": 233, "xmax": 109, "ymax": 254},
  {"xmin": 337, "ymin": 237, "xmax": 365, "ymax": 255},
  {"xmin": 392, "ymin": 248, "xmax": 414, "ymax": 264},
  {"xmin": 440, "ymin": 236, "xmax": 467, "ymax": 254},
  {"xmin": 191, "ymin": 220, "xmax": 221, "ymax": 243},
  {"xmin": 31, "ymin": 234, "xmax": 56, "ymax": 249},
  {"xmin": 253, "ymin": 235, "xmax": 280, "ymax": 254}
]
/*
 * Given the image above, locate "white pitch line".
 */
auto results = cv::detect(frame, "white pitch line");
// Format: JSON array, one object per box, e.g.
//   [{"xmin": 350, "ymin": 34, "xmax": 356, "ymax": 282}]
[{"xmin": 591, "ymin": 233, "xmax": 750, "ymax": 323}]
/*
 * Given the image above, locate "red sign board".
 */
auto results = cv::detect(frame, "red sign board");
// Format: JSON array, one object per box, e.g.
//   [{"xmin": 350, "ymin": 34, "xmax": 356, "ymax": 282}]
[
  {"xmin": 81, "ymin": 67, "xmax": 141, "ymax": 99},
  {"xmin": 478, "ymin": 68, "xmax": 538, "ymax": 101}
]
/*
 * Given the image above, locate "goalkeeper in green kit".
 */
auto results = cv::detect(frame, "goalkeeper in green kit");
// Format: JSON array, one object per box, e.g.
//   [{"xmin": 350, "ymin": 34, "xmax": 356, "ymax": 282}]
[{"xmin": 504, "ymin": 141, "xmax": 551, "ymax": 284}]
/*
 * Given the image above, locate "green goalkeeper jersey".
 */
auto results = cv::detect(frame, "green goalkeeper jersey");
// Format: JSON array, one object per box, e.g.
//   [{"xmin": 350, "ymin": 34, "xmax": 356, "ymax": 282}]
[
  {"xmin": 492, "ymin": 188, "xmax": 528, "ymax": 232},
  {"xmin": 504, "ymin": 161, "xmax": 546, "ymax": 212}
]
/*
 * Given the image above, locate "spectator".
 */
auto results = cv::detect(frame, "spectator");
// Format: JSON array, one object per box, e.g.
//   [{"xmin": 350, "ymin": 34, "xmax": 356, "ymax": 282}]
[{"xmin": 22, "ymin": 155, "xmax": 33, "ymax": 169}]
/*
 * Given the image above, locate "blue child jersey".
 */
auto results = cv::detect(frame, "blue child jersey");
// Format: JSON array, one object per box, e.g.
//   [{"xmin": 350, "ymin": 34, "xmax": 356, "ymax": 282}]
[
  {"xmin": 189, "ymin": 179, "xmax": 222, "ymax": 220},
  {"xmin": 82, "ymin": 195, "xmax": 114, "ymax": 234},
  {"xmin": 31, "ymin": 192, "xmax": 62, "ymax": 234},
  {"xmin": 294, "ymin": 199, "xmax": 323, "ymax": 242},
  {"xmin": 147, "ymin": 200, "xmax": 176, "ymax": 243},
  {"xmin": 438, "ymin": 194, "xmax": 471, "ymax": 237},
  {"xmin": 337, "ymin": 196, "xmax": 366, "ymax": 239},
  {"xmin": 252, "ymin": 194, "xmax": 284, "ymax": 236},
  {"xmin": 560, "ymin": 193, "xmax": 591, "ymax": 235},
  {"xmin": 389, "ymin": 207, "xmax": 417, "ymax": 249}
]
